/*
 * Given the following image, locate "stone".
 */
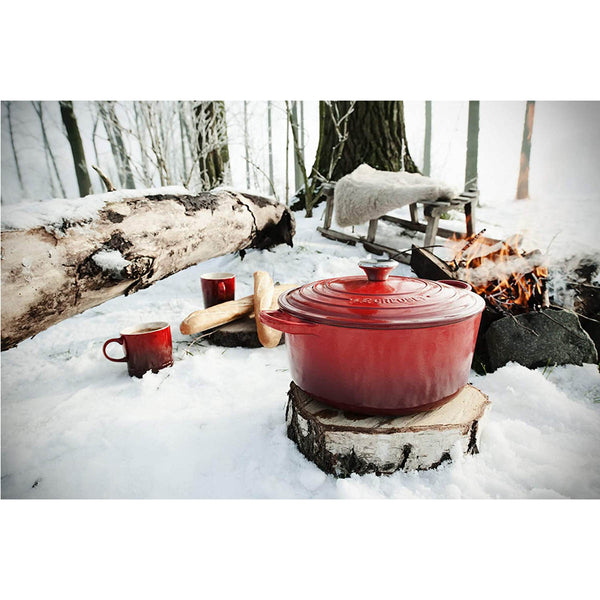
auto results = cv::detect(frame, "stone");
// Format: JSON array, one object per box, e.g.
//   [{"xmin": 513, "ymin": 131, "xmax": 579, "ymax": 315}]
[{"xmin": 484, "ymin": 308, "xmax": 598, "ymax": 372}]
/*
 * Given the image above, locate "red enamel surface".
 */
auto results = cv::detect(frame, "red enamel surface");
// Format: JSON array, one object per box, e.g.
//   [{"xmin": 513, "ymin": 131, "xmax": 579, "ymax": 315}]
[
  {"xmin": 104, "ymin": 324, "xmax": 173, "ymax": 378},
  {"xmin": 202, "ymin": 275, "xmax": 235, "ymax": 308},
  {"xmin": 279, "ymin": 274, "xmax": 485, "ymax": 330},
  {"xmin": 260, "ymin": 265, "xmax": 485, "ymax": 415},
  {"xmin": 280, "ymin": 314, "xmax": 482, "ymax": 415}
]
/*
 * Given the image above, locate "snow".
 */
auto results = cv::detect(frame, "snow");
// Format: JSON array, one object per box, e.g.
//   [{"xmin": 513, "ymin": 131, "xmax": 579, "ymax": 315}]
[
  {"xmin": 2, "ymin": 199, "xmax": 600, "ymax": 499},
  {"xmin": 92, "ymin": 249, "xmax": 131, "ymax": 274},
  {"xmin": 0, "ymin": 185, "xmax": 190, "ymax": 233}
]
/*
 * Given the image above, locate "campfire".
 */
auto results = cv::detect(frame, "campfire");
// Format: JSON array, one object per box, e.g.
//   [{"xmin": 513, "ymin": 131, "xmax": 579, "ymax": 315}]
[
  {"xmin": 410, "ymin": 232, "xmax": 598, "ymax": 373},
  {"xmin": 445, "ymin": 231, "xmax": 550, "ymax": 316}
]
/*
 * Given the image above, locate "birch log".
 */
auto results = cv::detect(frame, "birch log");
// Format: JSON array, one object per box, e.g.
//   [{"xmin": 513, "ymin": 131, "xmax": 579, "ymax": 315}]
[
  {"xmin": 287, "ymin": 382, "xmax": 490, "ymax": 477},
  {"xmin": 1, "ymin": 189, "xmax": 295, "ymax": 350}
]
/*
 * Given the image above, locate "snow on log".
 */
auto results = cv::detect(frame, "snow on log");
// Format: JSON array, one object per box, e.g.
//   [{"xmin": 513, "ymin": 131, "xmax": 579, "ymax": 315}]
[
  {"xmin": 1, "ymin": 188, "xmax": 295, "ymax": 350},
  {"xmin": 287, "ymin": 382, "xmax": 490, "ymax": 477}
]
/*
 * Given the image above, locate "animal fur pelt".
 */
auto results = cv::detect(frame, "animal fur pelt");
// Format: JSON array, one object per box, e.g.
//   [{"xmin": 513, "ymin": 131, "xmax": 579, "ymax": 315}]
[{"xmin": 334, "ymin": 164, "xmax": 457, "ymax": 227}]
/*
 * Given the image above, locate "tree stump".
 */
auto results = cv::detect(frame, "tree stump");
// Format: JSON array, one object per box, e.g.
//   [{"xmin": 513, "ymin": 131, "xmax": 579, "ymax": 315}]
[{"xmin": 286, "ymin": 382, "xmax": 490, "ymax": 477}]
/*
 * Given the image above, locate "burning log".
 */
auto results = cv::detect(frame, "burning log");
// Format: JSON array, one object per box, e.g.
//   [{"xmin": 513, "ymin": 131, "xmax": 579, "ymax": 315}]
[{"xmin": 410, "ymin": 238, "xmax": 597, "ymax": 372}]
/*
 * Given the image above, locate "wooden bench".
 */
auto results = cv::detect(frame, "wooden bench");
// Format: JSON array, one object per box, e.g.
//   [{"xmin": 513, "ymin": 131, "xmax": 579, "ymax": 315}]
[{"xmin": 316, "ymin": 183, "xmax": 486, "ymax": 263}]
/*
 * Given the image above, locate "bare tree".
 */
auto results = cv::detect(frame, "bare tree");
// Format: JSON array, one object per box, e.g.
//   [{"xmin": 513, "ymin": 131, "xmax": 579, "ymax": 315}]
[
  {"xmin": 97, "ymin": 101, "xmax": 136, "ymax": 188},
  {"xmin": 517, "ymin": 100, "xmax": 535, "ymax": 200},
  {"xmin": 465, "ymin": 100, "xmax": 480, "ymax": 191},
  {"xmin": 267, "ymin": 100, "xmax": 274, "ymax": 187},
  {"xmin": 288, "ymin": 100, "xmax": 357, "ymax": 216},
  {"xmin": 243, "ymin": 101, "xmax": 250, "ymax": 188},
  {"xmin": 193, "ymin": 101, "xmax": 230, "ymax": 190},
  {"xmin": 285, "ymin": 105, "xmax": 290, "ymax": 205},
  {"xmin": 5, "ymin": 102, "xmax": 26, "ymax": 196},
  {"xmin": 59, "ymin": 101, "xmax": 92, "ymax": 197},
  {"xmin": 291, "ymin": 101, "xmax": 303, "ymax": 192},
  {"xmin": 32, "ymin": 101, "xmax": 66, "ymax": 197},
  {"xmin": 423, "ymin": 101, "xmax": 432, "ymax": 176}
]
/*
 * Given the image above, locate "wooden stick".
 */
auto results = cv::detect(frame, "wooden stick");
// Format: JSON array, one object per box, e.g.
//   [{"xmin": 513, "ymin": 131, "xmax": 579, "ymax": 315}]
[
  {"xmin": 180, "ymin": 283, "xmax": 297, "ymax": 335},
  {"xmin": 91, "ymin": 164, "xmax": 116, "ymax": 192}
]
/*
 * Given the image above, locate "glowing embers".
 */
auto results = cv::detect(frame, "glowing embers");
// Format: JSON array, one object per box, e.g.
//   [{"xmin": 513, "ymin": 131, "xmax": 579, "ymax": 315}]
[{"xmin": 446, "ymin": 231, "xmax": 549, "ymax": 315}]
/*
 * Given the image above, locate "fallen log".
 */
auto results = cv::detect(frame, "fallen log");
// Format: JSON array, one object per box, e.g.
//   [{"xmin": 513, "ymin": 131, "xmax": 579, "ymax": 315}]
[{"xmin": 1, "ymin": 188, "xmax": 295, "ymax": 350}]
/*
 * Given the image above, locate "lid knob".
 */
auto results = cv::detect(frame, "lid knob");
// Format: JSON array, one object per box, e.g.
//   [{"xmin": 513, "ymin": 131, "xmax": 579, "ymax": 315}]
[{"xmin": 358, "ymin": 259, "xmax": 399, "ymax": 282}]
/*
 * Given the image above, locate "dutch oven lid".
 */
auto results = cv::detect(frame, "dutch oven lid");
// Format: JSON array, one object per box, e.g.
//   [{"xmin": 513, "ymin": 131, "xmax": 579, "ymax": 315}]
[{"xmin": 279, "ymin": 259, "xmax": 486, "ymax": 329}]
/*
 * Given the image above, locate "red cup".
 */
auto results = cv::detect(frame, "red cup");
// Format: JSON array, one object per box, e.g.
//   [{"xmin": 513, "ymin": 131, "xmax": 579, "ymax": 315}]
[
  {"xmin": 103, "ymin": 321, "xmax": 173, "ymax": 378},
  {"xmin": 201, "ymin": 272, "xmax": 235, "ymax": 308}
]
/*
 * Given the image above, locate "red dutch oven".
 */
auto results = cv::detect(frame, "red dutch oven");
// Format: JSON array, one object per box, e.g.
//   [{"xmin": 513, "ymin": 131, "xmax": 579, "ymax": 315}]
[{"xmin": 260, "ymin": 259, "xmax": 486, "ymax": 415}]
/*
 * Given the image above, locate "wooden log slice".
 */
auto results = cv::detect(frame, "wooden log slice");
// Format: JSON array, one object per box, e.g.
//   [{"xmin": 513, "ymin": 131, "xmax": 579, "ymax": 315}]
[
  {"xmin": 286, "ymin": 382, "xmax": 490, "ymax": 478},
  {"xmin": 207, "ymin": 316, "xmax": 284, "ymax": 348}
]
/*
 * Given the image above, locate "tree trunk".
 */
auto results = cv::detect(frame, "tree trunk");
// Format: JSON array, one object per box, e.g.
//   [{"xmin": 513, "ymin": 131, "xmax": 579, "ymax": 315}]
[
  {"xmin": 311, "ymin": 101, "xmax": 418, "ymax": 183},
  {"xmin": 243, "ymin": 101, "xmax": 250, "ymax": 188},
  {"xmin": 107, "ymin": 102, "xmax": 136, "ymax": 189},
  {"xmin": 465, "ymin": 100, "xmax": 480, "ymax": 190},
  {"xmin": 267, "ymin": 101, "xmax": 274, "ymax": 187},
  {"xmin": 178, "ymin": 101, "xmax": 188, "ymax": 181},
  {"xmin": 194, "ymin": 101, "xmax": 230, "ymax": 190},
  {"xmin": 516, "ymin": 100, "xmax": 535, "ymax": 200},
  {"xmin": 286, "ymin": 382, "xmax": 490, "ymax": 477},
  {"xmin": 33, "ymin": 101, "xmax": 66, "ymax": 198},
  {"xmin": 423, "ymin": 100, "xmax": 432, "ymax": 176},
  {"xmin": 5, "ymin": 101, "xmax": 27, "ymax": 196},
  {"xmin": 1, "ymin": 189, "xmax": 295, "ymax": 350},
  {"xmin": 59, "ymin": 101, "xmax": 92, "ymax": 197},
  {"xmin": 291, "ymin": 101, "xmax": 303, "ymax": 192}
]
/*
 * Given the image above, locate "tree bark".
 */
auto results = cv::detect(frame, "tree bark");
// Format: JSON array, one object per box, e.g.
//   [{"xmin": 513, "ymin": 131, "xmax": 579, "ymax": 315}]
[
  {"xmin": 1, "ymin": 189, "xmax": 295, "ymax": 350},
  {"xmin": 291, "ymin": 101, "xmax": 303, "ymax": 191},
  {"xmin": 516, "ymin": 100, "xmax": 535, "ymax": 199},
  {"xmin": 59, "ymin": 101, "xmax": 92, "ymax": 197},
  {"xmin": 194, "ymin": 101, "xmax": 230, "ymax": 190},
  {"xmin": 5, "ymin": 101, "xmax": 27, "ymax": 196},
  {"xmin": 107, "ymin": 102, "xmax": 136, "ymax": 189},
  {"xmin": 311, "ymin": 101, "xmax": 418, "ymax": 183},
  {"xmin": 465, "ymin": 100, "xmax": 480, "ymax": 190},
  {"xmin": 33, "ymin": 101, "xmax": 66, "ymax": 198},
  {"xmin": 267, "ymin": 101, "xmax": 274, "ymax": 187},
  {"xmin": 423, "ymin": 101, "xmax": 432, "ymax": 176},
  {"xmin": 286, "ymin": 382, "xmax": 490, "ymax": 477}
]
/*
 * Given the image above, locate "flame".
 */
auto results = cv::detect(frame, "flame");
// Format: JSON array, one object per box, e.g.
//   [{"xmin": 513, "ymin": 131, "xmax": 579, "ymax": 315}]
[{"xmin": 446, "ymin": 232, "xmax": 548, "ymax": 314}]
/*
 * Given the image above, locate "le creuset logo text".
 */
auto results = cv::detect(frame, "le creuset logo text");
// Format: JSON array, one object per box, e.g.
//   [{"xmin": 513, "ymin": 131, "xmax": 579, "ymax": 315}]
[{"xmin": 348, "ymin": 296, "xmax": 428, "ymax": 305}]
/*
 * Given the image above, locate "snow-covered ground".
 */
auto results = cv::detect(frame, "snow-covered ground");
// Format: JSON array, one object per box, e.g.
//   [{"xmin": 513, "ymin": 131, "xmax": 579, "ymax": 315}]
[{"xmin": 2, "ymin": 198, "xmax": 600, "ymax": 499}]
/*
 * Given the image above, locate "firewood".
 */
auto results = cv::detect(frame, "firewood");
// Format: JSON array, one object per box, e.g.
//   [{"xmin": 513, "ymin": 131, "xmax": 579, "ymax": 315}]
[{"xmin": 180, "ymin": 284, "xmax": 296, "ymax": 335}]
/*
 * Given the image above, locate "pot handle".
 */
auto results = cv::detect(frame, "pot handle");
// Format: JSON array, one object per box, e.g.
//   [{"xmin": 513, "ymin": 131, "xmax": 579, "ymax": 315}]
[{"xmin": 260, "ymin": 309, "xmax": 318, "ymax": 335}]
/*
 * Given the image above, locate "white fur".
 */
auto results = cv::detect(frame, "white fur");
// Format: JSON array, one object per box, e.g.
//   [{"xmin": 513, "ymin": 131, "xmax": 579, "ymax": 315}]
[{"xmin": 334, "ymin": 164, "xmax": 457, "ymax": 227}]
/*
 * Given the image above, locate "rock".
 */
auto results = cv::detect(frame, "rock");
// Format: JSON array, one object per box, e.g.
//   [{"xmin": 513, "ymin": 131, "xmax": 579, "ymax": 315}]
[{"xmin": 484, "ymin": 308, "xmax": 598, "ymax": 372}]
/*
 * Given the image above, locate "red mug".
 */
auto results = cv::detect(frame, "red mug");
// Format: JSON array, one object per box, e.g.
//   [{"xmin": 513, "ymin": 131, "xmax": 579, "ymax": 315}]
[
  {"xmin": 201, "ymin": 272, "xmax": 235, "ymax": 308},
  {"xmin": 103, "ymin": 321, "xmax": 173, "ymax": 378}
]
